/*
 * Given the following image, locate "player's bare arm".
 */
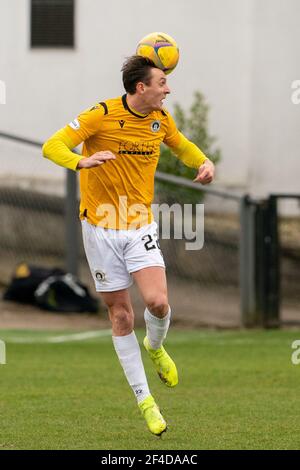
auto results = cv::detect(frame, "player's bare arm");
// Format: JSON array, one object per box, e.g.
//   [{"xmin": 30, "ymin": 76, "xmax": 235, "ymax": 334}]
[
  {"xmin": 77, "ymin": 151, "xmax": 116, "ymax": 169},
  {"xmin": 193, "ymin": 159, "xmax": 215, "ymax": 185}
]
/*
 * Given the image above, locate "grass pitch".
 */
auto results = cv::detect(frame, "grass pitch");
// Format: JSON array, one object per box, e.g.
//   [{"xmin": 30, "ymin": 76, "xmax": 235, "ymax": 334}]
[{"xmin": 0, "ymin": 328, "xmax": 300, "ymax": 450}]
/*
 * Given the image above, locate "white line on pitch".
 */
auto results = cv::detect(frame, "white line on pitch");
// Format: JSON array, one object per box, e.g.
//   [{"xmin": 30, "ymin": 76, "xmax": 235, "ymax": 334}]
[{"xmin": 3, "ymin": 329, "xmax": 112, "ymax": 344}]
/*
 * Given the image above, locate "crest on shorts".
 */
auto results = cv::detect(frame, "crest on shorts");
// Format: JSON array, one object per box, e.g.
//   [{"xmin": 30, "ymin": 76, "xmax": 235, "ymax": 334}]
[
  {"xmin": 94, "ymin": 270, "xmax": 106, "ymax": 281},
  {"xmin": 150, "ymin": 120, "xmax": 161, "ymax": 132}
]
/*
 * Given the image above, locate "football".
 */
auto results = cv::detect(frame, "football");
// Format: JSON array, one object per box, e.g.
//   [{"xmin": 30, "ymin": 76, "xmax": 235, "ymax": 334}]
[{"xmin": 136, "ymin": 32, "xmax": 179, "ymax": 75}]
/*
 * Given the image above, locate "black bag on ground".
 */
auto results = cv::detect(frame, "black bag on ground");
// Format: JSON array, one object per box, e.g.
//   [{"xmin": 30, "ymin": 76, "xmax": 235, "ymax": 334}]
[
  {"xmin": 34, "ymin": 273, "xmax": 98, "ymax": 313},
  {"xmin": 3, "ymin": 264, "xmax": 65, "ymax": 304},
  {"xmin": 3, "ymin": 263, "xmax": 99, "ymax": 314}
]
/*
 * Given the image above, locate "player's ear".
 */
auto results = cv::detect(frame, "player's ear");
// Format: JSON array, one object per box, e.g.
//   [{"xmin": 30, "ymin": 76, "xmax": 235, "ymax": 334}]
[{"xmin": 136, "ymin": 82, "xmax": 145, "ymax": 94}]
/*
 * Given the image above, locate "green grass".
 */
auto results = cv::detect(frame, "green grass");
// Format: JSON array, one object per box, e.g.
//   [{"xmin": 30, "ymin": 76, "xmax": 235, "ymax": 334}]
[{"xmin": 0, "ymin": 328, "xmax": 300, "ymax": 450}]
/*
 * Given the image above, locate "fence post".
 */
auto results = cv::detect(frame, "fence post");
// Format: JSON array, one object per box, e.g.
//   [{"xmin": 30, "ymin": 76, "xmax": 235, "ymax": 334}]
[
  {"xmin": 240, "ymin": 196, "xmax": 258, "ymax": 327},
  {"xmin": 264, "ymin": 196, "xmax": 280, "ymax": 327},
  {"xmin": 255, "ymin": 197, "xmax": 280, "ymax": 328},
  {"xmin": 65, "ymin": 169, "xmax": 78, "ymax": 276},
  {"xmin": 268, "ymin": 195, "xmax": 280, "ymax": 325}
]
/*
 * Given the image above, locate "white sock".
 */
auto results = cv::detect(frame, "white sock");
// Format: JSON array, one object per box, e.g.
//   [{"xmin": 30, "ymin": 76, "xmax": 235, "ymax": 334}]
[
  {"xmin": 112, "ymin": 331, "xmax": 150, "ymax": 404},
  {"xmin": 144, "ymin": 307, "xmax": 171, "ymax": 350}
]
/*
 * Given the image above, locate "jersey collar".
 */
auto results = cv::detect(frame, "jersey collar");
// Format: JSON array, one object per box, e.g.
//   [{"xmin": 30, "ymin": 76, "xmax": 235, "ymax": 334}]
[{"xmin": 122, "ymin": 94, "xmax": 149, "ymax": 119}]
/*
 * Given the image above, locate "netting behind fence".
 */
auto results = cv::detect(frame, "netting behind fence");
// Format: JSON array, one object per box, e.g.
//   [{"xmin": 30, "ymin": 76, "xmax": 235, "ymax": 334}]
[
  {"xmin": 155, "ymin": 180, "xmax": 241, "ymax": 327},
  {"xmin": 2, "ymin": 137, "xmax": 300, "ymax": 328},
  {"xmin": 0, "ymin": 186, "xmax": 73, "ymax": 279},
  {"xmin": 278, "ymin": 199, "xmax": 300, "ymax": 325},
  {"xmin": 0, "ymin": 158, "xmax": 242, "ymax": 327}
]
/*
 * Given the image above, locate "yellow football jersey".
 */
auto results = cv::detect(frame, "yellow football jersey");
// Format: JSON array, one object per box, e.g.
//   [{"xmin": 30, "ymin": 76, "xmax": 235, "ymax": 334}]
[
  {"xmin": 43, "ymin": 94, "xmax": 207, "ymax": 229},
  {"xmin": 64, "ymin": 95, "xmax": 182, "ymax": 229}
]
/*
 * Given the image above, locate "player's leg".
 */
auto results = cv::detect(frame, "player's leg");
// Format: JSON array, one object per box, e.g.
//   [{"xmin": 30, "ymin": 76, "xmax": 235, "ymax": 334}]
[
  {"xmin": 132, "ymin": 267, "xmax": 178, "ymax": 387},
  {"xmin": 124, "ymin": 221, "xmax": 171, "ymax": 347},
  {"xmin": 101, "ymin": 288, "xmax": 167, "ymax": 436},
  {"xmin": 132, "ymin": 266, "xmax": 170, "ymax": 347},
  {"xmin": 101, "ymin": 289, "xmax": 150, "ymax": 403},
  {"xmin": 101, "ymin": 288, "xmax": 134, "ymax": 336},
  {"xmin": 125, "ymin": 222, "xmax": 178, "ymax": 387},
  {"xmin": 81, "ymin": 219, "xmax": 166, "ymax": 434}
]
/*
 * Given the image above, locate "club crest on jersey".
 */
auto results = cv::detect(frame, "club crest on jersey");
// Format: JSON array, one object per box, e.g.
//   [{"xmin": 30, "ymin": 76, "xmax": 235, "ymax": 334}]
[
  {"xmin": 69, "ymin": 118, "xmax": 80, "ymax": 130},
  {"xmin": 94, "ymin": 270, "xmax": 106, "ymax": 281},
  {"xmin": 150, "ymin": 120, "xmax": 161, "ymax": 132}
]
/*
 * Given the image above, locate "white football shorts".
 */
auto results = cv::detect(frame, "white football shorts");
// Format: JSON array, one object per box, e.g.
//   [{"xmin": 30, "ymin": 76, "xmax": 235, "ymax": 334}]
[{"xmin": 81, "ymin": 219, "xmax": 165, "ymax": 292}]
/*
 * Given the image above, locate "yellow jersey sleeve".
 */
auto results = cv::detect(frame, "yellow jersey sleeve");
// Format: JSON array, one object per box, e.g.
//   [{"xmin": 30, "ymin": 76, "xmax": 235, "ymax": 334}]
[
  {"xmin": 163, "ymin": 112, "xmax": 207, "ymax": 169},
  {"xmin": 163, "ymin": 112, "xmax": 181, "ymax": 148},
  {"xmin": 43, "ymin": 103, "xmax": 107, "ymax": 171},
  {"xmin": 64, "ymin": 103, "xmax": 107, "ymax": 145},
  {"xmin": 42, "ymin": 128, "xmax": 82, "ymax": 171},
  {"xmin": 170, "ymin": 132, "xmax": 207, "ymax": 169}
]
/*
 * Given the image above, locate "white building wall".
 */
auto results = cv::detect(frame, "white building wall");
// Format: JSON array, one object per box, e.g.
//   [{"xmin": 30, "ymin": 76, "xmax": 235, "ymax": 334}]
[
  {"xmin": 249, "ymin": 0, "xmax": 300, "ymax": 197},
  {"xmin": 0, "ymin": 0, "xmax": 299, "ymax": 200}
]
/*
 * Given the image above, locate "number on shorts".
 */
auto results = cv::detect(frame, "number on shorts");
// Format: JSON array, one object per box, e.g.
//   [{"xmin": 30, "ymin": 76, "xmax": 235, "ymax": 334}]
[{"xmin": 142, "ymin": 234, "xmax": 157, "ymax": 251}]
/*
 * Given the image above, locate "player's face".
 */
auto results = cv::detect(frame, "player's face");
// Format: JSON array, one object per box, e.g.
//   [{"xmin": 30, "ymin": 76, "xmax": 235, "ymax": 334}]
[{"xmin": 143, "ymin": 68, "xmax": 170, "ymax": 111}]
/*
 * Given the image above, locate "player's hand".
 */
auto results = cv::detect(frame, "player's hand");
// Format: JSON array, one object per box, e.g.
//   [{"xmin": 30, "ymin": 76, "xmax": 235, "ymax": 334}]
[
  {"xmin": 193, "ymin": 160, "xmax": 215, "ymax": 185},
  {"xmin": 77, "ymin": 151, "xmax": 116, "ymax": 169}
]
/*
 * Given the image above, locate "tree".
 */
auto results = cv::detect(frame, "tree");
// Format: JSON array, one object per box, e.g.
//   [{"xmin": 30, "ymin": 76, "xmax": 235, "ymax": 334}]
[{"xmin": 156, "ymin": 91, "xmax": 221, "ymax": 204}]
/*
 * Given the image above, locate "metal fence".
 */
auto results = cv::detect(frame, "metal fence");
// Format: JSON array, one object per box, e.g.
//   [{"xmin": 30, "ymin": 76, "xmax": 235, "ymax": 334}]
[
  {"xmin": 0, "ymin": 131, "xmax": 79, "ymax": 278},
  {"xmin": 275, "ymin": 196, "xmax": 300, "ymax": 327},
  {"xmin": 1, "ymin": 131, "xmax": 299, "ymax": 328},
  {"xmin": 155, "ymin": 172, "xmax": 242, "ymax": 328}
]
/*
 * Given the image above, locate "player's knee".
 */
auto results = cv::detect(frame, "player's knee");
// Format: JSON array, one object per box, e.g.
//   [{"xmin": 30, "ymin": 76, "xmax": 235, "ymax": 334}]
[
  {"xmin": 146, "ymin": 296, "xmax": 169, "ymax": 318},
  {"xmin": 109, "ymin": 305, "xmax": 133, "ymax": 330}
]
